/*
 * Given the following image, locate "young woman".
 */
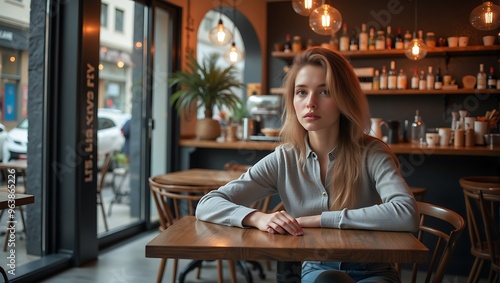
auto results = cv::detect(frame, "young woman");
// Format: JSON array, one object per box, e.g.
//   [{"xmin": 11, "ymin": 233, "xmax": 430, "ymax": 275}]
[{"xmin": 196, "ymin": 47, "xmax": 419, "ymax": 283}]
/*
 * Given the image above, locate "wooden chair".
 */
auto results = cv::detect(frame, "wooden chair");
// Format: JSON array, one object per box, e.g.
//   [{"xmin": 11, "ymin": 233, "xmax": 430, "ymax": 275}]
[
  {"xmin": 0, "ymin": 166, "xmax": 28, "ymax": 252},
  {"xmin": 149, "ymin": 177, "xmax": 236, "ymax": 283},
  {"xmin": 97, "ymin": 153, "xmax": 111, "ymax": 232},
  {"xmin": 410, "ymin": 186, "xmax": 427, "ymax": 201},
  {"xmin": 460, "ymin": 176, "xmax": 500, "ymax": 283},
  {"xmin": 399, "ymin": 201, "xmax": 465, "ymax": 283}
]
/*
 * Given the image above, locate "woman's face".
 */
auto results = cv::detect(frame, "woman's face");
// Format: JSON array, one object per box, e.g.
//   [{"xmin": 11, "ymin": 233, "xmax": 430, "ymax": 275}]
[{"xmin": 293, "ymin": 65, "xmax": 340, "ymax": 133}]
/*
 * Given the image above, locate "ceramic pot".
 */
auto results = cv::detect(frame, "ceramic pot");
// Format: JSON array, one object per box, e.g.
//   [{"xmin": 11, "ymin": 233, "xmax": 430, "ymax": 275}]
[{"xmin": 196, "ymin": 118, "xmax": 221, "ymax": 140}]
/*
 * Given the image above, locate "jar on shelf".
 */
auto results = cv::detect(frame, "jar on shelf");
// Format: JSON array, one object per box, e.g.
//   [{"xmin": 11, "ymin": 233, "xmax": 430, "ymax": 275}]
[
  {"xmin": 425, "ymin": 32, "xmax": 436, "ymax": 48},
  {"xmin": 292, "ymin": 36, "xmax": 302, "ymax": 52}
]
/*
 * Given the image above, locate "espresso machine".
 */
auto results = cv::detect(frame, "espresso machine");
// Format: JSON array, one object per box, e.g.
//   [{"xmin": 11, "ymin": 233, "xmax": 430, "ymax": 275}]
[{"xmin": 246, "ymin": 95, "xmax": 283, "ymax": 141}]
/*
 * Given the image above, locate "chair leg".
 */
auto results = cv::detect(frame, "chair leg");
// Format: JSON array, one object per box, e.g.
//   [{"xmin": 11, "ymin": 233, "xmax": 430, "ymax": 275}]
[
  {"xmin": 228, "ymin": 260, "xmax": 237, "ymax": 283},
  {"xmin": 172, "ymin": 259, "xmax": 178, "ymax": 283},
  {"xmin": 217, "ymin": 260, "xmax": 224, "ymax": 283},
  {"xmin": 97, "ymin": 193, "xmax": 109, "ymax": 231},
  {"xmin": 156, "ymin": 258, "xmax": 166, "ymax": 283},
  {"xmin": 467, "ymin": 258, "xmax": 483, "ymax": 283}
]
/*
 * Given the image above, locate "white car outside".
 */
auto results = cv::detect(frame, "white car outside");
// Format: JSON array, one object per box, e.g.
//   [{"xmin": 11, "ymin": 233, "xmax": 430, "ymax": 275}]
[
  {"xmin": 0, "ymin": 123, "xmax": 8, "ymax": 161},
  {"xmin": 2, "ymin": 109, "xmax": 131, "ymax": 162}
]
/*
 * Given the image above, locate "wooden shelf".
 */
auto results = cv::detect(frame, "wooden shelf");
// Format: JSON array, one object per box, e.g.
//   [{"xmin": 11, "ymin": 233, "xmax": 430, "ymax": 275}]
[
  {"xmin": 180, "ymin": 139, "xmax": 500, "ymax": 157},
  {"xmin": 272, "ymin": 45, "xmax": 500, "ymax": 59},
  {"xmin": 267, "ymin": 88, "xmax": 500, "ymax": 96}
]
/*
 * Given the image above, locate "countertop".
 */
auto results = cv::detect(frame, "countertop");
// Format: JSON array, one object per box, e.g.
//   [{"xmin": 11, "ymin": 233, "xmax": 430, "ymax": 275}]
[{"xmin": 179, "ymin": 139, "xmax": 500, "ymax": 156}]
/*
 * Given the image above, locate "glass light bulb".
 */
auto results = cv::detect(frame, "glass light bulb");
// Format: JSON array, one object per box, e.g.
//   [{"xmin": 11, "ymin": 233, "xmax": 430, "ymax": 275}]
[
  {"xmin": 292, "ymin": 0, "xmax": 321, "ymax": 16},
  {"xmin": 209, "ymin": 19, "xmax": 233, "ymax": 46},
  {"xmin": 224, "ymin": 43, "xmax": 244, "ymax": 64},
  {"xmin": 309, "ymin": 4, "xmax": 342, "ymax": 35},
  {"xmin": 470, "ymin": 1, "xmax": 500, "ymax": 31},
  {"xmin": 405, "ymin": 38, "xmax": 427, "ymax": 60}
]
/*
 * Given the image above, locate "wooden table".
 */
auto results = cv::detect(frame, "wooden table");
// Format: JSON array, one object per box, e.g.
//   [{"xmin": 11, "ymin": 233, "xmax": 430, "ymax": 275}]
[
  {"xmin": 0, "ymin": 191, "xmax": 34, "ymax": 209},
  {"xmin": 153, "ymin": 168, "xmax": 243, "ymax": 187},
  {"xmin": 146, "ymin": 216, "xmax": 429, "ymax": 281}
]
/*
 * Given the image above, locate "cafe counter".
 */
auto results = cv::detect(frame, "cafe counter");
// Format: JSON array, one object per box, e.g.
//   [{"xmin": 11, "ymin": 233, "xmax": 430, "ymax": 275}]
[{"xmin": 179, "ymin": 139, "xmax": 500, "ymax": 156}]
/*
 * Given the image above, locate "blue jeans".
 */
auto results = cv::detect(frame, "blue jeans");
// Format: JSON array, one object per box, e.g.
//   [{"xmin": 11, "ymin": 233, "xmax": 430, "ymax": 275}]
[{"xmin": 302, "ymin": 261, "xmax": 401, "ymax": 283}]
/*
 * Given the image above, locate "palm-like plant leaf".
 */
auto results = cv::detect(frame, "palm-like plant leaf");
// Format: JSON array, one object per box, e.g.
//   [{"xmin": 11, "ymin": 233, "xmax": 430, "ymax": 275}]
[{"xmin": 169, "ymin": 53, "xmax": 243, "ymax": 119}]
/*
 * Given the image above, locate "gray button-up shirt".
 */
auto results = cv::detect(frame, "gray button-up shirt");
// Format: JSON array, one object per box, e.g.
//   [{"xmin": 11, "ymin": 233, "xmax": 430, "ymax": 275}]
[{"xmin": 196, "ymin": 139, "xmax": 419, "ymax": 232}]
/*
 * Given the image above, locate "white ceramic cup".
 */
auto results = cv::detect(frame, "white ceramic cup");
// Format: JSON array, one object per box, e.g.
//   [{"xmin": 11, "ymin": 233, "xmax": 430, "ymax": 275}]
[
  {"xmin": 426, "ymin": 133, "xmax": 440, "ymax": 146},
  {"xmin": 459, "ymin": 36, "xmax": 469, "ymax": 47},
  {"xmin": 464, "ymin": 117, "xmax": 476, "ymax": 130},
  {"xmin": 438, "ymin": 128, "xmax": 451, "ymax": 146},
  {"xmin": 483, "ymin": 35, "xmax": 495, "ymax": 46},
  {"xmin": 447, "ymin": 37, "xmax": 458, "ymax": 47},
  {"xmin": 474, "ymin": 121, "xmax": 488, "ymax": 145}
]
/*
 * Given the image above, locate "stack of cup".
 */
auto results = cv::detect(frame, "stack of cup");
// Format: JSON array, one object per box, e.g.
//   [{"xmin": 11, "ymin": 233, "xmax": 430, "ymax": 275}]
[
  {"xmin": 474, "ymin": 121, "xmax": 488, "ymax": 145},
  {"xmin": 438, "ymin": 128, "xmax": 452, "ymax": 146}
]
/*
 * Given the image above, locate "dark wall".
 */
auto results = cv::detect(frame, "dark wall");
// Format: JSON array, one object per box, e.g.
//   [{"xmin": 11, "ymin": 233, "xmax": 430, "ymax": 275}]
[{"xmin": 266, "ymin": 0, "xmax": 499, "ymax": 131}]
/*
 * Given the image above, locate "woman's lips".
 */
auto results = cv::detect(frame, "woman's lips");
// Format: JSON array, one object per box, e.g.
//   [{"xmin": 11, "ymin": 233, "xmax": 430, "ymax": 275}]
[{"xmin": 304, "ymin": 112, "xmax": 320, "ymax": 120}]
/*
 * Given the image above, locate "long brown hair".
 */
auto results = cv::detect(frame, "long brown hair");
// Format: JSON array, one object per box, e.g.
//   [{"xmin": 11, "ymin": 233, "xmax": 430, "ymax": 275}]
[{"xmin": 281, "ymin": 47, "xmax": 372, "ymax": 210}]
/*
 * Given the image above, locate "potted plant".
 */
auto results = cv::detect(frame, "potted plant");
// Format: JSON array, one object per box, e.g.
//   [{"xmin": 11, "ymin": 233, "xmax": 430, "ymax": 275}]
[{"xmin": 169, "ymin": 52, "xmax": 243, "ymax": 140}]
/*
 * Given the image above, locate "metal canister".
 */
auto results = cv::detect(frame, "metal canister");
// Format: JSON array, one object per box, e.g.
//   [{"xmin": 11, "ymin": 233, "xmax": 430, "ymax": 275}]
[{"xmin": 242, "ymin": 118, "xmax": 253, "ymax": 141}]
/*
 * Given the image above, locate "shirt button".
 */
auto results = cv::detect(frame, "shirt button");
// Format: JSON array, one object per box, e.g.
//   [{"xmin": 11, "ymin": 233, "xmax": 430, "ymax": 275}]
[{"xmin": 322, "ymin": 192, "xmax": 327, "ymax": 197}]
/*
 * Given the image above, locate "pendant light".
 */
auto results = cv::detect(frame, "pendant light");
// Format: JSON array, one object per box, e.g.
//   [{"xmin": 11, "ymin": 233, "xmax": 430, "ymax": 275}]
[
  {"xmin": 405, "ymin": 0, "xmax": 427, "ymax": 60},
  {"xmin": 292, "ymin": 0, "xmax": 321, "ymax": 16},
  {"xmin": 224, "ymin": 0, "xmax": 244, "ymax": 64},
  {"xmin": 309, "ymin": 0, "xmax": 342, "ymax": 35},
  {"xmin": 470, "ymin": 1, "xmax": 500, "ymax": 31},
  {"xmin": 209, "ymin": 0, "xmax": 233, "ymax": 46}
]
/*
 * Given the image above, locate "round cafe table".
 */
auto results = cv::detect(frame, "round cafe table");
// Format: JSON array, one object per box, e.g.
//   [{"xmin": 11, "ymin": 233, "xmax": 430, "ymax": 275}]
[{"xmin": 151, "ymin": 168, "xmax": 261, "ymax": 283}]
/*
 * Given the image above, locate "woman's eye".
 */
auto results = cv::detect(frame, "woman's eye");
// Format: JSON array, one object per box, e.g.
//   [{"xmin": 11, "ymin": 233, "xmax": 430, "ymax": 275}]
[
  {"xmin": 319, "ymin": 90, "xmax": 329, "ymax": 96},
  {"xmin": 295, "ymin": 89, "xmax": 307, "ymax": 96}
]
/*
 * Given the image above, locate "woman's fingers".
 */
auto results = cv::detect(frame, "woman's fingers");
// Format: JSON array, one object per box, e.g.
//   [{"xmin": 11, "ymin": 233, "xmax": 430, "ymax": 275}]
[{"xmin": 267, "ymin": 211, "xmax": 304, "ymax": 236}]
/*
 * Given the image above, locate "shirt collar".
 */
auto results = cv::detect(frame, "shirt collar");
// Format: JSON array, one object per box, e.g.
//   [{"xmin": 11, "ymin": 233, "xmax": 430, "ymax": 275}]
[{"xmin": 305, "ymin": 135, "xmax": 336, "ymax": 161}]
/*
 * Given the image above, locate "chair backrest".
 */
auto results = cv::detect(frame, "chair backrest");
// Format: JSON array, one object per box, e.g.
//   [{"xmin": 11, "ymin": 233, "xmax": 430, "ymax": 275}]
[
  {"xmin": 148, "ymin": 177, "xmax": 218, "ymax": 231},
  {"xmin": 98, "ymin": 153, "xmax": 113, "ymax": 193},
  {"xmin": 409, "ymin": 201, "xmax": 466, "ymax": 283},
  {"xmin": 460, "ymin": 177, "xmax": 500, "ymax": 273}
]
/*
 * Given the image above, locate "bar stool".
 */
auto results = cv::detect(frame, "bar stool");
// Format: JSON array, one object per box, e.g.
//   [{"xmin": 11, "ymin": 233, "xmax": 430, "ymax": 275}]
[{"xmin": 459, "ymin": 176, "xmax": 500, "ymax": 283}]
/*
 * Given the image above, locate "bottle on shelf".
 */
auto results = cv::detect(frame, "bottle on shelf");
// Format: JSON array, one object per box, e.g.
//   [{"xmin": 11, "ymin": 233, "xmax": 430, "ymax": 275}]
[
  {"xmin": 349, "ymin": 30, "xmax": 359, "ymax": 51},
  {"xmin": 386, "ymin": 25, "xmax": 393, "ymax": 49},
  {"xmin": 339, "ymin": 24, "xmax": 350, "ymax": 52},
  {"xmin": 403, "ymin": 30, "xmax": 412, "ymax": 49},
  {"xmin": 375, "ymin": 29, "xmax": 386, "ymax": 50},
  {"xmin": 476, "ymin": 63, "xmax": 487, "ymax": 90},
  {"xmin": 373, "ymin": 69, "xmax": 380, "ymax": 90},
  {"xmin": 284, "ymin": 33, "xmax": 291, "ymax": 53},
  {"xmin": 425, "ymin": 32, "xmax": 436, "ymax": 48},
  {"xmin": 419, "ymin": 70, "xmax": 426, "ymax": 90},
  {"xmin": 411, "ymin": 110, "xmax": 425, "ymax": 145},
  {"xmin": 434, "ymin": 67, "xmax": 443, "ymax": 90},
  {"xmin": 426, "ymin": 66, "xmax": 435, "ymax": 90},
  {"xmin": 397, "ymin": 69, "xmax": 407, "ymax": 90},
  {"xmin": 292, "ymin": 36, "xmax": 302, "ymax": 53},
  {"xmin": 387, "ymin": 61, "xmax": 397, "ymax": 90},
  {"xmin": 394, "ymin": 27, "xmax": 404, "ymax": 49},
  {"xmin": 368, "ymin": 27, "xmax": 376, "ymax": 50},
  {"xmin": 329, "ymin": 33, "xmax": 339, "ymax": 50},
  {"xmin": 359, "ymin": 23, "xmax": 368, "ymax": 51},
  {"xmin": 380, "ymin": 65, "xmax": 388, "ymax": 90},
  {"xmin": 487, "ymin": 66, "xmax": 496, "ymax": 89},
  {"xmin": 411, "ymin": 68, "xmax": 419, "ymax": 89}
]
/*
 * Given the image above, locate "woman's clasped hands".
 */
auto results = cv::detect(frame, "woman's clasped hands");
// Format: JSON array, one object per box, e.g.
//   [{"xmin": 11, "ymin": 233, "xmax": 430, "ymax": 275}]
[{"xmin": 245, "ymin": 210, "xmax": 304, "ymax": 236}]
